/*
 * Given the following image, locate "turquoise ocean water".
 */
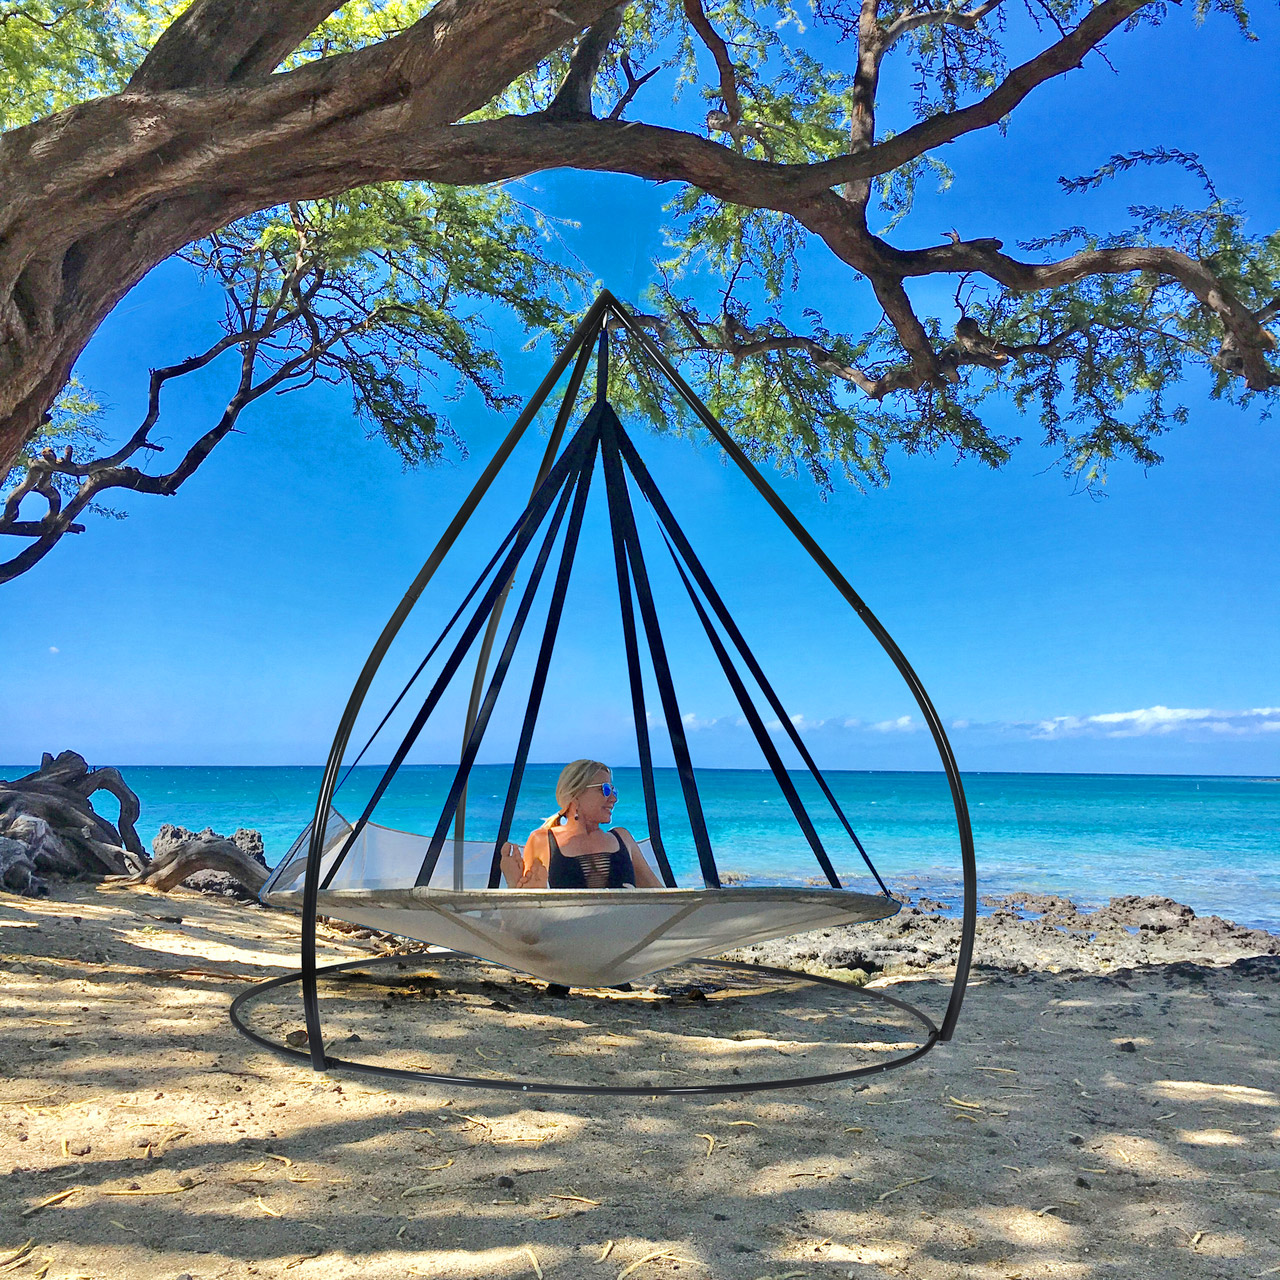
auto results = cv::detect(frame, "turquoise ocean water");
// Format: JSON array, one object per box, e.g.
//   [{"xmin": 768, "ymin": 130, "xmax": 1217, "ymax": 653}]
[{"xmin": 18, "ymin": 764, "xmax": 1277, "ymax": 932}]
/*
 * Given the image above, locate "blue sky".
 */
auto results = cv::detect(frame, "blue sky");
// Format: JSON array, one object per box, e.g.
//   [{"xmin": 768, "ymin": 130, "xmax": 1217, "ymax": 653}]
[{"xmin": 2, "ymin": 3, "xmax": 1278, "ymax": 775}]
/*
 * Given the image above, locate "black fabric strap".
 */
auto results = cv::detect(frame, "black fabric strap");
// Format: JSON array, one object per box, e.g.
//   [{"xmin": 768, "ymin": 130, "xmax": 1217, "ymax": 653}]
[
  {"xmin": 596, "ymin": 326, "xmax": 609, "ymax": 401},
  {"xmin": 332, "ymin": 507, "xmax": 527, "ymax": 797},
  {"xmin": 599, "ymin": 407, "xmax": 719, "ymax": 889},
  {"xmin": 608, "ymin": 541, "xmax": 675, "ymax": 887},
  {"xmin": 614, "ymin": 419, "xmax": 889, "ymax": 896},
  {"xmin": 488, "ymin": 432, "xmax": 604, "ymax": 887},
  {"xmin": 320, "ymin": 421, "xmax": 596, "ymax": 889},
  {"xmin": 601, "ymin": 456, "xmax": 674, "ymax": 886},
  {"xmin": 453, "ymin": 336, "xmax": 598, "ymax": 867},
  {"xmin": 661, "ymin": 531, "xmax": 841, "ymax": 888},
  {"xmin": 419, "ymin": 420, "xmax": 599, "ymax": 888},
  {"xmin": 334, "ymin": 337, "xmax": 602, "ymax": 800}
]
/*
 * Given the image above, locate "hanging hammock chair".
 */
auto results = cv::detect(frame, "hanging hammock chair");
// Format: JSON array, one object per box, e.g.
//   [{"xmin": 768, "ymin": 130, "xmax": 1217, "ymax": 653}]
[{"xmin": 233, "ymin": 291, "xmax": 977, "ymax": 1095}]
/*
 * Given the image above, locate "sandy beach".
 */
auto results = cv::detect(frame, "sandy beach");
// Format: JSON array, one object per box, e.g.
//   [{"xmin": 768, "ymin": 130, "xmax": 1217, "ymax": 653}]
[{"xmin": 1, "ymin": 882, "xmax": 1277, "ymax": 1280}]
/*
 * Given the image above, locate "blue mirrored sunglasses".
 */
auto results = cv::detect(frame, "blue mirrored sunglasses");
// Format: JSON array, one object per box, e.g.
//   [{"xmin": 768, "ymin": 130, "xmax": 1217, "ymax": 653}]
[{"xmin": 586, "ymin": 782, "xmax": 618, "ymax": 798}]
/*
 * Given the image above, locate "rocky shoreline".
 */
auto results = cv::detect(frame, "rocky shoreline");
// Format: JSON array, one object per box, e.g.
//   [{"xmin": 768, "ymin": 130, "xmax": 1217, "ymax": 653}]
[{"xmin": 730, "ymin": 890, "xmax": 1280, "ymax": 981}]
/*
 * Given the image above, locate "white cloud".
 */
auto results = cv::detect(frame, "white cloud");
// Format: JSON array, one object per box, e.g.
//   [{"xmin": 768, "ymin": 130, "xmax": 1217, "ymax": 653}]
[
  {"xmin": 646, "ymin": 703, "xmax": 1280, "ymax": 744},
  {"xmin": 49, "ymin": 646, "xmax": 59, "ymax": 654},
  {"xmin": 1016, "ymin": 704, "xmax": 1280, "ymax": 740},
  {"xmin": 871, "ymin": 715, "xmax": 916, "ymax": 733}
]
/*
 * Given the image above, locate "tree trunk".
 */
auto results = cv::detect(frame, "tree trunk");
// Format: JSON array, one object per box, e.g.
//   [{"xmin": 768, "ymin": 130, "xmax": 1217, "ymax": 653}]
[{"xmin": 0, "ymin": 0, "xmax": 621, "ymax": 477}]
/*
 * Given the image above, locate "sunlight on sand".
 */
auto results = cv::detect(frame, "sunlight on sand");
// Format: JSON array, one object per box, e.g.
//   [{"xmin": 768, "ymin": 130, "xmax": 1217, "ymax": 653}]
[
  {"xmin": 119, "ymin": 926, "xmax": 310, "ymax": 970},
  {"xmin": 1174, "ymin": 1127, "xmax": 1247, "ymax": 1146},
  {"xmin": 1095, "ymin": 1133, "xmax": 1202, "ymax": 1177},
  {"xmin": 1151, "ymin": 1079, "xmax": 1279, "ymax": 1106}
]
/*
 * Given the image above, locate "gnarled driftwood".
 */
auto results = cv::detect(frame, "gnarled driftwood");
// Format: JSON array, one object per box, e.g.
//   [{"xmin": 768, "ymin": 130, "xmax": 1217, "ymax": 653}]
[
  {"xmin": 0, "ymin": 750, "xmax": 145, "ymax": 891},
  {"xmin": 0, "ymin": 751, "xmax": 268, "ymax": 899},
  {"xmin": 128, "ymin": 824, "xmax": 268, "ymax": 897}
]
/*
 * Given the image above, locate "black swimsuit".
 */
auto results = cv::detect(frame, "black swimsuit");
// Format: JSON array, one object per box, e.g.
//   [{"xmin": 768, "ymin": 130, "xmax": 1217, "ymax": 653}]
[{"xmin": 546, "ymin": 830, "xmax": 636, "ymax": 889}]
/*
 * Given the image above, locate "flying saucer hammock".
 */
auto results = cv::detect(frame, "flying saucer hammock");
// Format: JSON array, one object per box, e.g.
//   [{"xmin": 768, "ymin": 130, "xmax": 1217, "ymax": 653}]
[{"xmin": 230, "ymin": 291, "xmax": 977, "ymax": 1096}]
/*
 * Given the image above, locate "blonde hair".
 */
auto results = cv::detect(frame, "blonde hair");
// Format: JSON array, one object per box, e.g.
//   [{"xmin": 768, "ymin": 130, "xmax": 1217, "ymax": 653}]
[{"xmin": 538, "ymin": 759, "xmax": 610, "ymax": 830}]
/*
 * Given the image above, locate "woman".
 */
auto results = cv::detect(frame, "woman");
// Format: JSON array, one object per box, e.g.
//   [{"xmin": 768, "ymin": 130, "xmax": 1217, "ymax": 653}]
[{"xmin": 498, "ymin": 759, "xmax": 664, "ymax": 891}]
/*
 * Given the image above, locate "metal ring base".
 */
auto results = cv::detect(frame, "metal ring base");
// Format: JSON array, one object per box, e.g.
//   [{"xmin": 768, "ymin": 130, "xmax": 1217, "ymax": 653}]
[{"xmin": 230, "ymin": 953, "xmax": 941, "ymax": 1098}]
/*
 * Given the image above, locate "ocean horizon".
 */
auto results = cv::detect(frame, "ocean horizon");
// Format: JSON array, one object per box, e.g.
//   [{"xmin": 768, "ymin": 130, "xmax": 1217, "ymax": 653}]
[{"xmin": 9, "ymin": 763, "xmax": 1278, "ymax": 932}]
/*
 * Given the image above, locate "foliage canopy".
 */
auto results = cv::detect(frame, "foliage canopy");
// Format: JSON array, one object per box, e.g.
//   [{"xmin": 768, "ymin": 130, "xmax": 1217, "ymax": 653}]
[{"xmin": 0, "ymin": 0, "xmax": 1276, "ymax": 578}]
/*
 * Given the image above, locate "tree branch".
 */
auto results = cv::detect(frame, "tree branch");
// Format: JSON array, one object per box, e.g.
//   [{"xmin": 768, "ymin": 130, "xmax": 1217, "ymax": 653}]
[
  {"xmin": 886, "ymin": 235, "xmax": 1279, "ymax": 389},
  {"xmin": 683, "ymin": 0, "xmax": 742, "ymax": 126},
  {"xmin": 844, "ymin": 0, "xmax": 892, "ymax": 209},
  {"xmin": 547, "ymin": 3, "xmax": 629, "ymax": 119},
  {"xmin": 129, "ymin": 0, "xmax": 350, "ymax": 90},
  {"xmin": 885, "ymin": 0, "xmax": 1007, "ymax": 42},
  {"xmin": 607, "ymin": 52, "xmax": 660, "ymax": 120},
  {"xmin": 0, "ymin": 0, "xmax": 619, "ymax": 477}
]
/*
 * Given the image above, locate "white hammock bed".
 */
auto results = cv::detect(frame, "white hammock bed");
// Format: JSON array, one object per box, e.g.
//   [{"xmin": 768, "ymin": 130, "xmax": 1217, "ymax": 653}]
[{"xmin": 262, "ymin": 814, "xmax": 900, "ymax": 989}]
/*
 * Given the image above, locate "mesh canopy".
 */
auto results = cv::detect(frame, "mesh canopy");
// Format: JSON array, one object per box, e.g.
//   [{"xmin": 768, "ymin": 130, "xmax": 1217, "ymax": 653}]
[{"xmin": 264, "ymin": 809, "xmax": 498, "ymax": 894}]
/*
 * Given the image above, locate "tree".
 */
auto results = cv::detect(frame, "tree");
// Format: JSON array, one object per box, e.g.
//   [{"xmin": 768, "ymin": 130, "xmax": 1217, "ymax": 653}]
[
  {"xmin": 1, "ymin": 0, "xmax": 1276, "ymax": 580},
  {"xmin": 0, "ymin": 182, "xmax": 577, "ymax": 579}
]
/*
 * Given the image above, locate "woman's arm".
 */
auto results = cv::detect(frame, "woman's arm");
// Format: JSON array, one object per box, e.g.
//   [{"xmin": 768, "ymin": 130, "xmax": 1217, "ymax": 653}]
[
  {"xmin": 616, "ymin": 829, "xmax": 664, "ymax": 888},
  {"xmin": 522, "ymin": 830, "xmax": 550, "ymax": 888},
  {"xmin": 499, "ymin": 830, "xmax": 549, "ymax": 888}
]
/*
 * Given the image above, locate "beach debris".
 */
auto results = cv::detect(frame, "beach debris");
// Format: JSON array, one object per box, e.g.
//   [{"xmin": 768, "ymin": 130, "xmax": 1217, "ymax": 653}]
[
  {"xmin": 549, "ymin": 1193, "xmax": 601, "ymax": 1205},
  {"xmin": 20, "ymin": 1188, "xmax": 79, "ymax": 1216},
  {"xmin": 124, "ymin": 823, "xmax": 268, "ymax": 897},
  {"xmin": 522, "ymin": 1246, "xmax": 543, "ymax": 1278},
  {"xmin": 599, "ymin": 1241, "xmax": 615, "ymax": 1262},
  {"xmin": 617, "ymin": 1250, "xmax": 698, "ymax": 1279},
  {"xmin": 697, "ymin": 1134, "xmax": 716, "ymax": 1157},
  {"xmin": 102, "ymin": 1178, "xmax": 203, "ymax": 1197},
  {"xmin": 878, "ymin": 1176, "xmax": 935, "ymax": 1202},
  {"xmin": 0, "ymin": 1240, "xmax": 34, "ymax": 1269},
  {"xmin": 1117, "ymin": 1041, "xmax": 1137, "ymax": 1053},
  {"xmin": 285, "ymin": 1030, "xmax": 309, "ymax": 1047},
  {"xmin": 497, "ymin": 1176, "xmax": 516, "ymax": 1189}
]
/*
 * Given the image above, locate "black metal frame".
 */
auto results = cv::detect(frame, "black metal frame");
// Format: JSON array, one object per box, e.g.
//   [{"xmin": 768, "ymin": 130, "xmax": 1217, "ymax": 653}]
[
  {"xmin": 255, "ymin": 290, "xmax": 977, "ymax": 1090},
  {"xmin": 231, "ymin": 953, "xmax": 939, "ymax": 1097}
]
